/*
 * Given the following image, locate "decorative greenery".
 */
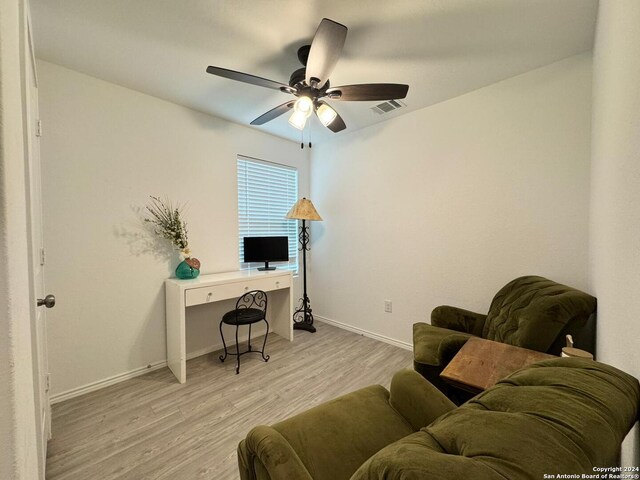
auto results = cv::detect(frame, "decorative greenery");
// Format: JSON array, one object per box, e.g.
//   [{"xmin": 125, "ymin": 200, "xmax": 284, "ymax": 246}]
[{"xmin": 144, "ymin": 196, "xmax": 191, "ymax": 257}]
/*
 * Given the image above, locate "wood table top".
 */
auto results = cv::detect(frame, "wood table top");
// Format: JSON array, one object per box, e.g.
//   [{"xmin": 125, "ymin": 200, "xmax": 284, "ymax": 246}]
[{"xmin": 440, "ymin": 337, "xmax": 555, "ymax": 395}]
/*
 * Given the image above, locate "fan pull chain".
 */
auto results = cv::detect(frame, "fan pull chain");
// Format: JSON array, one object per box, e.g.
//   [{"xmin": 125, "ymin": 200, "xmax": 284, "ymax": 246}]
[{"xmin": 299, "ymin": 125, "xmax": 312, "ymax": 149}]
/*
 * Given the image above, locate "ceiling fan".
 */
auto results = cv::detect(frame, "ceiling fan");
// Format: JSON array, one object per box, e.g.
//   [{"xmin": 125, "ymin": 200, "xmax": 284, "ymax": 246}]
[{"xmin": 206, "ymin": 18, "xmax": 409, "ymax": 134}]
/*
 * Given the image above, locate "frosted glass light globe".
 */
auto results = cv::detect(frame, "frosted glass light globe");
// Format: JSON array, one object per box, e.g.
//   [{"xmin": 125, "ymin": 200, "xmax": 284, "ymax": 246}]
[
  {"xmin": 317, "ymin": 103, "xmax": 337, "ymax": 126},
  {"xmin": 288, "ymin": 110, "xmax": 308, "ymax": 130},
  {"xmin": 294, "ymin": 96, "xmax": 313, "ymax": 118}
]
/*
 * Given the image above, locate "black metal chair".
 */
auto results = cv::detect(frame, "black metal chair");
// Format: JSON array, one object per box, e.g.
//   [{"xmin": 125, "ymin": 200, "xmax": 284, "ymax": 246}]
[{"xmin": 219, "ymin": 290, "xmax": 270, "ymax": 374}]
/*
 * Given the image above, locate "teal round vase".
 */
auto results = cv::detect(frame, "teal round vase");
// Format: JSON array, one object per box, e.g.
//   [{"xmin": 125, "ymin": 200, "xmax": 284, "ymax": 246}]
[{"xmin": 176, "ymin": 257, "xmax": 200, "ymax": 279}]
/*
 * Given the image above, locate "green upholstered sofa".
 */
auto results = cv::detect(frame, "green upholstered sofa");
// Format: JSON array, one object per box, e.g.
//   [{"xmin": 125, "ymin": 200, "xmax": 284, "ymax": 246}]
[
  {"xmin": 238, "ymin": 359, "xmax": 639, "ymax": 480},
  {"xmin": 413, "ymin": 275, "xmax": 597, "ymax": 398}
]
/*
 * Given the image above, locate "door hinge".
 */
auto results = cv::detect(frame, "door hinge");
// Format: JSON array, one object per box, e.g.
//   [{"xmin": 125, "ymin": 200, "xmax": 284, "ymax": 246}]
[
  {"xmin": 40, "ymin": 247, "xmax": 45, "ymax": 266},
  {"xmin": 36, "ymin": 119, "xmax": 42, "ymax": 137},
  {"xmin": 45, "ymin": 373, "xmax": 51, "ymax": 393}
]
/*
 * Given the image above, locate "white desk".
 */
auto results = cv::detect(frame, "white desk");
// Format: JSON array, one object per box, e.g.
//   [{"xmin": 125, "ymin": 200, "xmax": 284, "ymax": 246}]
[{"xmin": 165, "ymin": 270, "xmax": 293, "ymax": 383}]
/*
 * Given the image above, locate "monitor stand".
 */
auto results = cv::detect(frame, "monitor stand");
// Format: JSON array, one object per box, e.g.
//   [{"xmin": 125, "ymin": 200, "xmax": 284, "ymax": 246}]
[{"xmin": 257, "ymin": 261, "xmax": 276, "ymax": 271}]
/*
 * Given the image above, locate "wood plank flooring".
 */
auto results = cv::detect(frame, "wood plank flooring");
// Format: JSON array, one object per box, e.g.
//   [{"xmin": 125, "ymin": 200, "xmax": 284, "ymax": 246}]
[{"xmin": 46, "ymin": 322, "xmax": 413, "ymax": 480}]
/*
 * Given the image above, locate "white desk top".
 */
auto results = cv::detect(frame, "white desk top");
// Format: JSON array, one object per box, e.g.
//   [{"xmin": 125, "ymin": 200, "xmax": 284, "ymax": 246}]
[{"xmin": 165, "ymin": 269, "xmax": 292, "ymax": 289}]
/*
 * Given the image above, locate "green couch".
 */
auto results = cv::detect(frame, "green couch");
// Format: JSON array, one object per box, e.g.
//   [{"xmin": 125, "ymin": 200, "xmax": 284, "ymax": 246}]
[
  {"xmin": 238, "ymin": 359, "xmax": 639, "ymax": 480},
  {"xmin": 413, "ymin": 275, "xmax": 597, "ymax": 398}
]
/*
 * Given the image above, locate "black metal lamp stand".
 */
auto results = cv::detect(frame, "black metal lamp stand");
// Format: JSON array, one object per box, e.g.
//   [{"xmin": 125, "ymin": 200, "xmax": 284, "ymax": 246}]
[
  {"xmin": 285, "ymin": 197, "xmax": 322, "ymax": 334},
  {"xmin": 293, "ymin": 219, "xmax": 315, "ymax": 332}
]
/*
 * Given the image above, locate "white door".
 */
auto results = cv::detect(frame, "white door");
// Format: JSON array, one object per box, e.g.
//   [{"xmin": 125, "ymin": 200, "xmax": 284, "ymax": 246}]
[{"xmin": 24, "ymin": 11, "xmax": 52, "ymax": 475}]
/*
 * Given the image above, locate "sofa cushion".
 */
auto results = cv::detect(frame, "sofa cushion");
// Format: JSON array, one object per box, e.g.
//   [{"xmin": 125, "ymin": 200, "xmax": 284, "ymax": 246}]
[
  {"xmin": 483, "ymin": 276, "xmax": 596, "ymax": 352},
  {"xmin": 351, "ymin": 358, "xmax": 639, "ymax": 480},
  {"xmin": 350, "ymin": 430, "xmax": 503, "ymax": 480},
  {"xmin": 273, "ymin": 385, "xmax": 414, "ymax": 480}
]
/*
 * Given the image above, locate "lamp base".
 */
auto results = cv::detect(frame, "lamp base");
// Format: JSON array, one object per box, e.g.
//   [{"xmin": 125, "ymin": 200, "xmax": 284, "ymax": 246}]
[
  {"xmin": 293, "ymin": 322, "xmax": 316, "ymax": 333},
  {"xmin": 293, "ymin": 293, "xmax": 315, "ymax": 333}
]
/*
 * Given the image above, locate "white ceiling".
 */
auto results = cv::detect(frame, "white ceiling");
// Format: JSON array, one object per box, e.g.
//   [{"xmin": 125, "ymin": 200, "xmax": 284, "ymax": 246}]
[{"xmin": 31, "ymin": 0, "xmax": 598, "ymax": 143}]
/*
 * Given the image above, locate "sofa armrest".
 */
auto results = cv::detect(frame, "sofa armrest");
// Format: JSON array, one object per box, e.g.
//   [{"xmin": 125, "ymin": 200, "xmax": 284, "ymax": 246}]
[
  {"xmin": 389, "ymin": 369, "xmax": 456, "ymax": 431},
  {"xmin": 431, "ymin": 305, "xmax": 487, "ymax": 337},
  {"xmin": 238, "ymin": 425, "xmax": 313, "ymax": 480}
]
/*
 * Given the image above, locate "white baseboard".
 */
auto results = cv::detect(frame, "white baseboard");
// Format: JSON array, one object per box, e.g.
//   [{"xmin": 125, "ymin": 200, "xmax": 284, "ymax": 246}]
[
  {"xmin": 50, "ymin": 321, "xmax": 394, "ymax": 405},
  {"xmin": 50, "ymin": 327, "xmax": 269, "ymax": 405},
  {"xmin": 50, "ymin": 360, "xmax": 168, "ymax": 404},
  {"xmin": 315, "ymin": 315, "xmax": 412, "ymax": 351}
]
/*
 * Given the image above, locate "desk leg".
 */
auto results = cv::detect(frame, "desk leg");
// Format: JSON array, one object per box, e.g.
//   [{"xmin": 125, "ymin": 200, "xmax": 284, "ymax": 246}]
[
  {"xmin": 269, "ymin": 285, "xmax": 294, "ymax": 341},
  {"xmin": 288, "ymin": 284, "xmax": 293, "ymax": 340},
  {"xmin": 166, "ymin": 283, "xmax": 186, "ymax": 383}
]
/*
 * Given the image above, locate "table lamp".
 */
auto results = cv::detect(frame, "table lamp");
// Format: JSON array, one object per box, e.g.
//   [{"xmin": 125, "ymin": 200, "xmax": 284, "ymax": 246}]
[{"xmin": 286, "ymin": 197, "xmax": 322, "ymax": 332}]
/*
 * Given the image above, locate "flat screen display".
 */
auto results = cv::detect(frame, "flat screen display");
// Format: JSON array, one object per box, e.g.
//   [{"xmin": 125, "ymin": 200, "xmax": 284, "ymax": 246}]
[{"xmin": 243, "ymin": 236, "xmax": 289, "ymax": 263}]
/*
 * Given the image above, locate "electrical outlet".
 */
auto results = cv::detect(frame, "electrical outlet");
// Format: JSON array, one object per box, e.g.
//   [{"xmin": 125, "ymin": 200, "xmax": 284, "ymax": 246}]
[{"xmin": 384, "ymin": 300, "xmax": 392, "ymax": 313}]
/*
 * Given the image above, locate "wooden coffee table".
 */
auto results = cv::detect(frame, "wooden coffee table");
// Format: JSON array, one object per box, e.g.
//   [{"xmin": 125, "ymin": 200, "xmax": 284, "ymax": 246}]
[{"xmin": 440, "ymin": 337, "xmax": 555, "ymax": 395}]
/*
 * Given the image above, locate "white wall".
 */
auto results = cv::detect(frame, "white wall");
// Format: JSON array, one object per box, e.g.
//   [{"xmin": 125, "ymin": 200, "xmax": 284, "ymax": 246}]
[
  {"xmin": 310, "ymin": 54, "xmax": 592, "ymax": 346},
  {"xmin": 590, "ymin": 0, "xmax": 640, "ymax": 466},
  {"xmin": 0, "ymin": 0, "xmax": 40, "ymax": 477},
  {"xmin": 38, "ymin": 61, "xmax": 309, "ymax": 398}
]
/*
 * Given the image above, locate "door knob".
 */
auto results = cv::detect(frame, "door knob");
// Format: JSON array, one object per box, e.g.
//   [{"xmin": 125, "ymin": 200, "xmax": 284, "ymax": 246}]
[{"xmin": 37, "ymin": 294, "xmax": 56, "ymax": 308}]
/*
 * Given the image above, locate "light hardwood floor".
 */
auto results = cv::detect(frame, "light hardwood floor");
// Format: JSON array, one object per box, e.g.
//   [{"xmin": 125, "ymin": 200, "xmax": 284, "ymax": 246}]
[{"xmin": 46, "ymin": 322, "xmax": 413, "ymax": 480}]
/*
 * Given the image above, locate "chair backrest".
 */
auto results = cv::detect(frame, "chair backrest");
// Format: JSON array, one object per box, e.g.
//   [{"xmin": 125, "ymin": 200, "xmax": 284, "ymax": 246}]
[
  {"xmin": 235, "ymin": 290, "xmax": 268, "ymax": 313},
  {"xmin": 482, "ymin": 276, "xmax": 596, "ymax": 354}
]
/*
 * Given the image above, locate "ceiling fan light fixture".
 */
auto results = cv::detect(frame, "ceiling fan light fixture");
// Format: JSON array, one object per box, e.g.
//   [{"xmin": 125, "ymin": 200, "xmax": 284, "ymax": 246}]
[
  {"xmin": 206, "ymin": 18, "xmax": 409, "ymax": 135},
  {"xmin": 288, "ymin": 110, "xmax": 308, "ymax": 130},
  {"xmin": 317, "ymin": 103, "xmax": 338, "ymax": 126},
  {"xmin": 294, "ymin": 96, "xmax": 314, "ymax": 117}
]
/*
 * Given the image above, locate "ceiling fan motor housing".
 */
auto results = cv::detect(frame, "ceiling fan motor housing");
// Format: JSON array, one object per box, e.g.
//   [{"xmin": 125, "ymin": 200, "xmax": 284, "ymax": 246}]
[
  {"xmin": 297, "ymin": 45, "xmax": 311, "ymax": 66},
  {"xmin": 288, "ymin": 68, "xmax": 307, "ymax": 88},
  {"xmin": 289, "ymin": 68, "xmax": 330, "ymax": 92}
]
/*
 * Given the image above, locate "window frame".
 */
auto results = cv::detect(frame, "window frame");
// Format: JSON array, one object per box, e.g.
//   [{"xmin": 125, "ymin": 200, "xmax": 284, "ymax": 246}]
[{"xmin": 237, "ymin": 155, "xmax": 299, "ymax": 273}]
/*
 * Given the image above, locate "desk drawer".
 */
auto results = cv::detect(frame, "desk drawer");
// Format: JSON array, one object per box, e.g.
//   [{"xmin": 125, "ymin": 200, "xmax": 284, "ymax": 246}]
[
  {"xmin": 263, "ymin": 274, "xmax": 291, "ymax": 292},
  {"xmin": 185, "ymin": 274, "xmax": 291, "ymax": 307}
]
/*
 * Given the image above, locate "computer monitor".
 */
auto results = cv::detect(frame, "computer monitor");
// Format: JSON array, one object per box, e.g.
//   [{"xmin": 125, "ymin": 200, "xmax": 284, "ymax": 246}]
[{"xmin": 243, "ymin": 236, "xmax": 289, "ymax": 271}]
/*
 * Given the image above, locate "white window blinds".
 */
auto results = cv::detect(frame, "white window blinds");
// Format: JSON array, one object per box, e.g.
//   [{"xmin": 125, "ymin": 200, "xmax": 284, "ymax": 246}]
[{"xmin": 237, "ymin": 156, "xmax": 299, "ymax": 272}]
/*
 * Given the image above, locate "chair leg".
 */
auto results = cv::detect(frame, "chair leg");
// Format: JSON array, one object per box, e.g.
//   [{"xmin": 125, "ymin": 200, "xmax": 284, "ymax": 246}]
[
  {"xmin": 248, "ymin": 323, "xmax": 252, "ymax": 352},
  {"xmin": 235, "ymin": 324, "xmax": 241, "ymax": 374},
  {"xmin": 261, "ymin": 318, "xmax": 270, "ymax": 362},
  {"xmin": 218, "ymin": 321, "xmax": 228, "ymax": 362}
]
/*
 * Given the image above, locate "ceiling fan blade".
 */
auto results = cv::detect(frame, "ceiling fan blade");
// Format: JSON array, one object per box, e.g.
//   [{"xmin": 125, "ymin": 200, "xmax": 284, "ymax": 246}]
[
  {"xmin": 206, "ymin": 66, "xmax": 290, "ymax": 92},
  {"xmin": 325, "ymin": 84, "xmax": 409, "ymax": 101},
  {"xmin": 250, "ymin": 101, "xmax": 296, "ymax": 125},
  {"xmin": 305, "ymin": 18, "xmax": 348, "ymax": 89}
]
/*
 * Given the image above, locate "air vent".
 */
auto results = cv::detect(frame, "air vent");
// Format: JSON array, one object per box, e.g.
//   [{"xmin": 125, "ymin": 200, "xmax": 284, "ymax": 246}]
[{"xmin": 371, "ymin": 99, "xmax": 406, "ymax": 115}]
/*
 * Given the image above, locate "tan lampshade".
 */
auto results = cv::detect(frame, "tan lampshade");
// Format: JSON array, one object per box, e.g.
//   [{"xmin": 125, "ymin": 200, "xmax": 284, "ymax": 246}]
[{"xmin": 286, "ymin": 197, "xmax": 323, "ymax": 221}]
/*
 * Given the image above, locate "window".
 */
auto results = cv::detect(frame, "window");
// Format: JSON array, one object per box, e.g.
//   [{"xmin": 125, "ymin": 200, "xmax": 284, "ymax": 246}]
[{"xmin": 237, "ymin": 155, "xmax": 299, "ymax": 272}]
